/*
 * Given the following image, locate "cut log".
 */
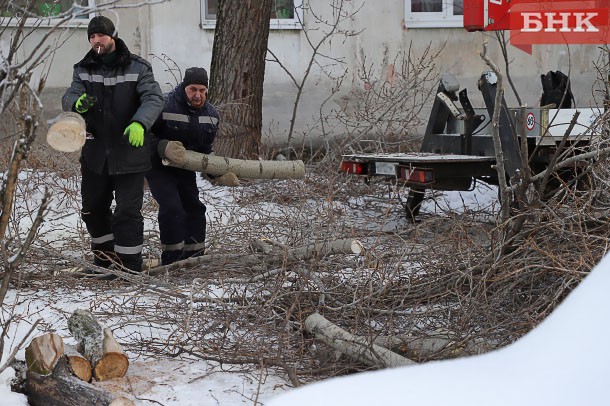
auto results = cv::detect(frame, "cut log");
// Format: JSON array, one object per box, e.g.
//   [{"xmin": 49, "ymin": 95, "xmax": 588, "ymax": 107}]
[
  {"xmin": 304, "ymin": 313, "xmax": 415, "ymax": 368},
  {"xmin": 46, "ymin": 112, "xmax": 86, "ymax": 152},
  {"xmin": 64, "ymin": 344, "xmax": 93, "ymax": 382},
  {"xmin": 164, "ymin": 150, "xmax": 305, "ymax": 179},
  {"xmin": 26, "ymin": 356, "xmax": 132, "ymax": 406},
  {"xmin": 67, "ymin": 310, "xmax": 129, "ymax": 381},
  {"xmin": 288, "ymin": 239, "xmax": 364, "ymax": 260},
  {"xmin": 25, "ymin": 333, "xmax": 65, "ymax": 375}
]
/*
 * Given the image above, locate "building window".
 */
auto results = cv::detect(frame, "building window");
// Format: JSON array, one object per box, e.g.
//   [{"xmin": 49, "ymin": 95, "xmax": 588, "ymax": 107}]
[
  {"xmin": 405, "ymin": 0, "xmax": 463, "ymax": 28},
  {"xmin": 201, "ymin": 0, "xmax": 303, "ymax": 30},
  {"xmin": 1, "ymin": 1, "xmax": 93, "ymax": 25}
]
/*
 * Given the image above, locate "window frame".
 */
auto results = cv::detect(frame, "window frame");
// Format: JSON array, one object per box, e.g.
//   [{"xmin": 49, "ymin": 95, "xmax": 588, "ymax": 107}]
[
  {"xmin": 200, "ymin": 0, "xmax": 304, "ymax": 30},
  {"xmin": 404, "ymin": 0, "xmax": 463, "ymax": 28},
  {"xmin": 0, "ymin": 1, "xmax": 95, "ymax": 28}
]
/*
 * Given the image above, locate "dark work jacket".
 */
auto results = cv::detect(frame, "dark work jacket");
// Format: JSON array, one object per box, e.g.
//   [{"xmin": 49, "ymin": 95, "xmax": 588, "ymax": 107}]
[
  {"xmin": 150, "ymin": 84, "xmax": 220, "ymax": 168},
  {"xmin": 62, "ymin": 38, "xmax": 163, "ymax": 175}
]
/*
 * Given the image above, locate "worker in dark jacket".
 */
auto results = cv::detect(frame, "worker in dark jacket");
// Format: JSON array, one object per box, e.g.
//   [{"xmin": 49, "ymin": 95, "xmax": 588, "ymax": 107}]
[
  {"xmin": 147, "ymin": 67, "xmax": 220, "ymax": 265},
  {"xmin": 62, "ymin": 15, "xmax": 163, "ymax": 273}
]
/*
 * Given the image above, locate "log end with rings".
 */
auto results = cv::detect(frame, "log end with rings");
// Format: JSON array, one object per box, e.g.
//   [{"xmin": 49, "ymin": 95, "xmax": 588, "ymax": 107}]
[{"xmin": 46, "ymin": 112, "xmax": 86, "ymax": 152}]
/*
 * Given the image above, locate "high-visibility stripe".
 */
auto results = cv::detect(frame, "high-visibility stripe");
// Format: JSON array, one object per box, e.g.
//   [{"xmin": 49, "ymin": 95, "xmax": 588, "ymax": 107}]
[
  {"xmin": 162, "ymin": 113, "xmax": 219, "ymax": 126},
  {"xmin": 184, "ymin": 242, "xmax": 205, "ymax": 252},
  {"xmin": 78, "ymin": 73, "xmax": 139, "ymax": 85},
  {"xmin": 114, "ymin": 244, "xmax": 143, "ymax": 255},
  {"xmin": 199, "ymin": 116, "xmax": 219, "ymax": 125},
  {"xmin": 161, "ymin": 241, "xmax": 185, "ymax": 251},
  {"xmin": 91, "ymin": 233, "xmax": 114, "ymax": 244},
  {"xmin": 162, "ymin": 112, "xmax": 189, "ymax": 123}
]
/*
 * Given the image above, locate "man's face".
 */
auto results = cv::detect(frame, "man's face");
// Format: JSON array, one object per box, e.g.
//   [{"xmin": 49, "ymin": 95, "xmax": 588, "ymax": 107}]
[
  {"xmin": 89, "ymin": 33, "xmax": 115, "ymax": 55},
  {"xmin": 185, "ymin": 84, "xmax": 207, "ymax": 108}
]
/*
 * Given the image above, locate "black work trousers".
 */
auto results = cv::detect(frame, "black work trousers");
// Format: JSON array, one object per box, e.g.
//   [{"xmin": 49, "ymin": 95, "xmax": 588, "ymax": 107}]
[
  {"xmin": 81, "ymin": 164, "xmax": 145, "ymax": 272},
  {"xmin": 146, "ymin": 166, "xmax": 206, "ymax": 265}
]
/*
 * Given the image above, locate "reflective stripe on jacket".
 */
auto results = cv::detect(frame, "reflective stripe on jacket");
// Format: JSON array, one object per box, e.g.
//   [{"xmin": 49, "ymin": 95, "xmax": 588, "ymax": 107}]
[
  {"xmin": 150, "ymin": 84, "xmax": 220, "ymax": 167},
  {"xmin": 62, "ymin": 38, "xmax": 164, "ymax": 175}
]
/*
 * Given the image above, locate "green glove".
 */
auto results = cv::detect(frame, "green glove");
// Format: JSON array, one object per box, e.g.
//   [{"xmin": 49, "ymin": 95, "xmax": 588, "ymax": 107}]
[
  {"xmin": 124, "ymin": 122, "xmax": 145, "ymax": 147},
  {"xmin": 75, "ymin": 93, "xmax": 96, "ymax": 113}
]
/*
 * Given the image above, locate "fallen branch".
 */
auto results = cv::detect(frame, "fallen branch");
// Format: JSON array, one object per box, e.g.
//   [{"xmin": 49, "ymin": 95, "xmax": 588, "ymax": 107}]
[
  {"xmin": 304, "ymin": 313, "xmax": 415, "ymax": 368},
  {"xmin": 148, "ymin": 238, "xmax": 364, "ymax": 276}
]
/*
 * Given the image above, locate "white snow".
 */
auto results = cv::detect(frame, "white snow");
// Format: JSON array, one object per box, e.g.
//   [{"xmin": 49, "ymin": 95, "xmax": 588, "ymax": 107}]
[
  {"xmin": 1, "ymin": 172, "xmax": 605, "ymax": 405},
  {"xmin": 267, "ymin": 252, "xmax": 610, "ymax": 406}
]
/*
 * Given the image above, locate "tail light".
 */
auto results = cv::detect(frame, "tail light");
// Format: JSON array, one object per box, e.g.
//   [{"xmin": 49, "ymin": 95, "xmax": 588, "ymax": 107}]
[
  {"xmin": 400, "ymin": 166, "xmax": 434, "ymax": 184},
  {"xmin": 341, "ymin": 161, "xmax": 366, "ymax": 175}
]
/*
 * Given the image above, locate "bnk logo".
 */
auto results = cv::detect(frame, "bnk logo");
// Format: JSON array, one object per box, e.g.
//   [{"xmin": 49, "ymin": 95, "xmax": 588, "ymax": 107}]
[{"xmin": 508, "ymin": 0, "xmax": 610, "ymax": 52}]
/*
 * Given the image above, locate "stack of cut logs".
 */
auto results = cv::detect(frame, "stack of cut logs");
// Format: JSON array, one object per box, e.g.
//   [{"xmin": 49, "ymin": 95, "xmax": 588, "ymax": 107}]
[{"xmin": 24, "ymin": 309, "xmax": 133, "ymax": 406}]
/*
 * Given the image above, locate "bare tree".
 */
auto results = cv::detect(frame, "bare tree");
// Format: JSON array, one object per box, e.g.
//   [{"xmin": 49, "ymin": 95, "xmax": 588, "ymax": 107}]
[{"xmin": 209, "ymin": 0, "xmax": 273, "ymax": 159}]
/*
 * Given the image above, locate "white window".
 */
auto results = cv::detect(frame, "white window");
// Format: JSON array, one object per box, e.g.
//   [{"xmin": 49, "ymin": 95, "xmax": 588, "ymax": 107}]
[
  {"xmin": 201, "ymin": 0, "xmax": 303, "ymax": 30},
  {"xmin": 405, "ymin": 0, "xmax": 463, "ymax": 28},
  {"xmin": 0, "ymin": 0, "xmax": 95, "ymax": 26}
]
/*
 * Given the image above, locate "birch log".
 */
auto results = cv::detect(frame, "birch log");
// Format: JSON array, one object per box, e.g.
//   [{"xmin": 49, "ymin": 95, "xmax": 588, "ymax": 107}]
[
  {"xmin": 164, "ymin": 150, "xmax": 305, "ymax": 179},
  {"xmin": 304, "ymin": 313, "xmax": 415, "ymax": 368},
  {"xmin": 287, "ymin": 239, "xmax": 364, "ymax": 260},
  {"xmin": 25, "ymin": 333, "xmax": 65, "ymax": 375},
  {"xmin": 67, "ymin": 309, "xmax": 129, "ymax": 381}
]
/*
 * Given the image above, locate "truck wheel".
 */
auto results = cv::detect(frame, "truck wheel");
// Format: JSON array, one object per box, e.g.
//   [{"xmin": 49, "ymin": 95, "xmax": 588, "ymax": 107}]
[{"xmin": 405, "ymin": 189, "xmax": 425, "ymax": 223}]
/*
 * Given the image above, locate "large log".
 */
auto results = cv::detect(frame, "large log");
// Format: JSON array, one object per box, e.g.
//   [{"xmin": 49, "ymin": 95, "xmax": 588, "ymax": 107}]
[
  {"xmin": 25, "ymin": 333, "xmax": 64, "ymax": 375},
  {"xmin": 164, "ymin": 150, "xmax": 305, "ymax": 179},
  {"xmin": 304, "ymin": 313, "xmax": 415, "ymax": 368},
  {"xmin": 26, "ymin": 356, "xmax": 133, "ymax": 406},
  {"xmin": 67, "ymin": 310, "xmax": 129, "ymax": 381},
  {"xmin": 25, "ymin": 333, "xmax": 92, "ymax": 382}
]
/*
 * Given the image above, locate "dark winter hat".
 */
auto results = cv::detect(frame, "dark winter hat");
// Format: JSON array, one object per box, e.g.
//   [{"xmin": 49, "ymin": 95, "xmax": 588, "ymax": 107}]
[
  {"xmin": 87, "ymin": 16, "xmax": 117, "ymax": 39},
  {"xmin": 183, "ymin": 67, "xmax": 209, "ymax": 87}
]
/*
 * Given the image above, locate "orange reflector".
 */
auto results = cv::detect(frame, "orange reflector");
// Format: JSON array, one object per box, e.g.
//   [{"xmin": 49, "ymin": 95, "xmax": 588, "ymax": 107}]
[{"xmin": 400, "ymin": 167, "xmax": 434, "ymax": 184}]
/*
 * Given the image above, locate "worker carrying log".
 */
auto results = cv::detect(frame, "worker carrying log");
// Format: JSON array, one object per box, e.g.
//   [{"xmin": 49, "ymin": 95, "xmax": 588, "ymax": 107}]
[{"xmin": 146, "ymin": 67, "xmax": 226, "ymax": 265}]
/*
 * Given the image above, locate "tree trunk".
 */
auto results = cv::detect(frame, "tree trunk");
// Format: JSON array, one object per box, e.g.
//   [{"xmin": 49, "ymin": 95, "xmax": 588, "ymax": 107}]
[
  {"xmin": 209, "ymin": 0, "xmax": 273, "ymax": 158},
  {"xmin": 26, "ymin": 356, "xmax": 131, "ymax": 406},
  {"xmin": 164, "ymin": 150, "xmax": 305, "ymax": 179},
  {"xmin": 304, "ymin": 313, "xmax": 415, "ymax": 368},
  {"xmin": 67, "ymin": 310, "xmax": 129, "ymax": 381}
]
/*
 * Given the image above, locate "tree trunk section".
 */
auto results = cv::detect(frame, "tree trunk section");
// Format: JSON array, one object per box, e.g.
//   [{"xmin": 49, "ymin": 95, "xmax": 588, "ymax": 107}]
[
  {"xmin": 25, "ymin": 333, "xmax": 65, "ymax": 375},
  {"xmin": 26, "ymin": 356, "xmax": 131, "ymax": 406},
  {"xmin": 165, "ymin": 150, "xmax": 305, "ymax": 179},
  {"xmin": 304, "ymin": 313, "xmax": 415, "ymax": 368},
  {"xmin": 67, "ymin": 310, "xmax": 129, "ymax": 381},
  {"xmin": 210, "ymin": 0, "xmax": 273, "ymax": 158},
  {"xmin": 64, "ymin": 344, "xmax": 93, "ymax": 382}
]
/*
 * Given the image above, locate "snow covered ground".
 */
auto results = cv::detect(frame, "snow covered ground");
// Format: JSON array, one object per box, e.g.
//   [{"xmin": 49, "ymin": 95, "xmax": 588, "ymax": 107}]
[
  {"xmin": 267, "ymin": 251, "xmax": 610, "ymax": 406},
  {"xmin": 3, "ymin": 169, "xmax": 602, "ymax": 405}
]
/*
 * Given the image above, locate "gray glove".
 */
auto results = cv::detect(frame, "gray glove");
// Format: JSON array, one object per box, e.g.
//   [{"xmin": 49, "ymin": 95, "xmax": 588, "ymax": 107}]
[{"xmin": 158, "ymin": 140, "xmax": 186, "ymax": 164}]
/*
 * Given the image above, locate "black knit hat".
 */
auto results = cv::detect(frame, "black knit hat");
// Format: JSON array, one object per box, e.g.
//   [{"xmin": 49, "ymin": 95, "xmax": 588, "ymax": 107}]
[
  {"xmin": 87, "ymin": 16, "xmax": 117, "ymax": 39},
  {"xmin": 183, "ymin": 67, "xmax": 209, "ymax": 87}
]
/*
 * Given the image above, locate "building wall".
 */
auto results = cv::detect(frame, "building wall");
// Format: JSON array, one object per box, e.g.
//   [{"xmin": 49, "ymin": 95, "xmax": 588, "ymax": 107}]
[{"xmin": 22, "ymin": 1, "xmax": 606, "ymax": 148}]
